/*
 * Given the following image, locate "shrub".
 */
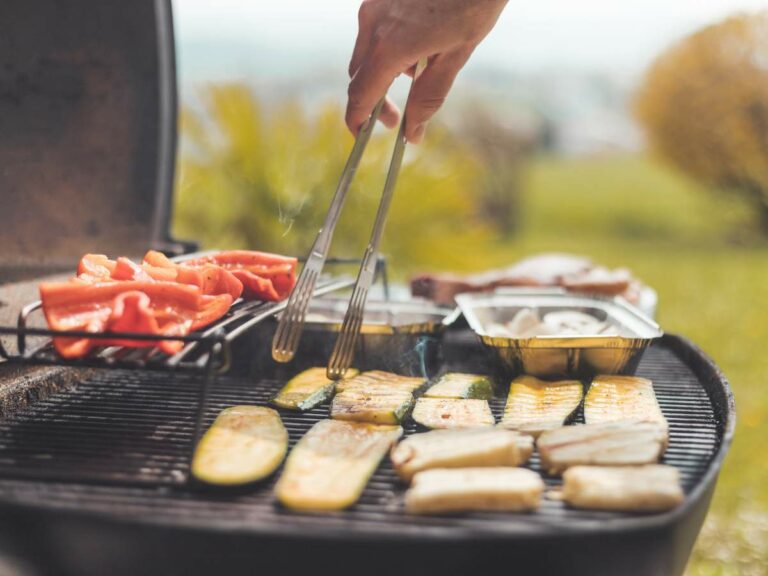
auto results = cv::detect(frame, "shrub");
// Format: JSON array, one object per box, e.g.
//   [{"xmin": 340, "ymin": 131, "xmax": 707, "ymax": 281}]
[{"xmin": 634, "ymin": 12, "xmax": 768, "ymax": 234}]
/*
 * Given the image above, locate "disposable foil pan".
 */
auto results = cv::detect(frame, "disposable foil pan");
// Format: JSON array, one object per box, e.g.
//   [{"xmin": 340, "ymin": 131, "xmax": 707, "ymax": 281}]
[
  {"xmin": 274, "ymin": 299, "xmax": 460, "ymax": 376},
  {"xmin": 456, "ymin": 289, "xmax": 662, "ymax": 379}
]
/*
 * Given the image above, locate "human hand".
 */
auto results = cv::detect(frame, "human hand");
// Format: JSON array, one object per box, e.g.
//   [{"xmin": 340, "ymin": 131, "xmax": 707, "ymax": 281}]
[{"xmin": 347, "ymin": 0, "xmax": 507, "ymax": 143}]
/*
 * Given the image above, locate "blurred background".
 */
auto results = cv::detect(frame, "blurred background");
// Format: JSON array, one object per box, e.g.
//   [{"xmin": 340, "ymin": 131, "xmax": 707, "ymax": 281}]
[{"xmin": 171, "ymin": 2, "xmax": 768, "ymax": 573}]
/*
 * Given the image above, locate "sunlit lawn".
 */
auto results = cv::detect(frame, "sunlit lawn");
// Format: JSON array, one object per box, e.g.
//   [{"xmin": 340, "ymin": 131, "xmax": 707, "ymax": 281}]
[{"xmin": 445, "ymin": 155, "xmax": 768, "ymax": 575}]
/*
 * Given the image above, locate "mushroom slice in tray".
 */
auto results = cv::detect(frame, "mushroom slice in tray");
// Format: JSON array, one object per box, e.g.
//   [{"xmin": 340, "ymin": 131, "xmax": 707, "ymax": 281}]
[
  {"xmin": 275, "ymin": 419, "xmax": 402, "ymax": 511},
  {"xmin": 192, "ymin": 406, "xmax": 288, "ymax": 486},
  {"xmin": 411, "ymin": 398, "xmax": 495, "ymax": 429},
  {"xmin": 585, "ymin": 375, "xmax": 667, "ymax": 428},
  {"xmin": 272, "ymin": 367, "xmax": 359, "ymax": 412},
  {"xmin": 537, "ymin": 421, "xmax": 668, "ymax": 475},
  {"xmin": 405, "ymin": 468, "xmax": 544, "ymax": 514},
  {"xmin": 500, "ymin": 375, "xmax": 583, "ymax": 437},
  {"xmin": 423, "ymin": 373, "xmax": 494, "ymax": 400},
  {"xmin": 561, "ymin": 465, "xmax": 683, "ymax": 512},
  {"xmin": 390, "ymin": 428, "xmax": 533, "ymax": 482}
]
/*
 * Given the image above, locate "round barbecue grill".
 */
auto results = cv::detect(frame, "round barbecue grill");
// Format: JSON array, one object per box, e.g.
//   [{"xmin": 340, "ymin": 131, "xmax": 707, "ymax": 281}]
[{"xmin": 0, "ymin": 1, "xmax": 734, "ymax": 575}]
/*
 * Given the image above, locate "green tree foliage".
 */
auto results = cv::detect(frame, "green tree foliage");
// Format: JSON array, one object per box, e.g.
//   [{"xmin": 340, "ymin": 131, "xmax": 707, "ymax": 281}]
[
  {"xmin": 634, "ymin": 12, "xmax": 768, "ymax": 234},
  {"xmin": 173, "ymin": 84, "xmax": 501, "ymax": 275}
]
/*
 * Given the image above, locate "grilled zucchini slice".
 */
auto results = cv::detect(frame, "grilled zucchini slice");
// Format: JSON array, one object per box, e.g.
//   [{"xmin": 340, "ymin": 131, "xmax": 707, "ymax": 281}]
[
  {"xmin": 391, "ymin": 428, "xmax": 533, "ymax": 482},
  {"xmin": 272, "ymin": 367, "xmax": 359, "ymax": 411},
  {"xmin": 331, "ymin": 389, "xmax": 414, "ymax": 424},
  {"xmin": 192, "ymin": 406, "xmax": 288, "ymax": 485},
  {"xmin": 411, "ymin": 398, "xmax": 494, "ymax": 429},
  {"xmin": 424, "ymin": 373, "xmax": 494, "ymax": 400},
  {"xmin": 335, "ymin": 371, "xmax": 425, "ymax": 394},
  {"xmin": 275, "ymin": 419, "xmax": 402, "ymax": 511},
  {"xmin": 585, "ymin": 375, "xmax": 667, "ymax": 427},
  {"xmin": 405, "ymin": 467, "xmax": 544, "ymax": 514},
  {"xmin": 500, "ymin": 375, "xmax": 583, "ymax": 437}
]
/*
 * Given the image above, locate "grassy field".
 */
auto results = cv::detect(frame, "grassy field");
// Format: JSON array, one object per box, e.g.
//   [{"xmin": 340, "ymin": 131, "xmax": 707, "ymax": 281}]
[{"xmin": 483, "ymin": 155, "xmax": 768, "ymax": 576}]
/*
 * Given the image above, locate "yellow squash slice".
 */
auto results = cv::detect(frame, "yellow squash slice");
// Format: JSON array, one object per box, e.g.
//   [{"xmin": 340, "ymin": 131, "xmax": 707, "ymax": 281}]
[
  {"xmin": 423, "ymin": 373, "xmax": 494, "ymax": 400},
  {"xmin": 411, "ymin": 398, "xmax": 495, "ymax": 429},
  {"xmin": 500, "ymin": 375, "xmax": 583, "ymax": 437},
  {"xmin": 585, "ymin": 375, "xmax": 667, "ymax": 428},
  {"xmin": 275, "ymin": 419, "xmax": 403, "ymax": 511},
  {"xmin": 272, "ymin": 367, "xmax": 359, "ymax": 411},
  {"xmin": 192, "ymin": 406, "xmax": 288, "ymax": 485}
]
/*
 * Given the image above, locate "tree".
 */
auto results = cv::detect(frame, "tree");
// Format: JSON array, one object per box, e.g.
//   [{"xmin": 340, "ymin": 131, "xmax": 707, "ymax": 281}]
[{"xmin": 634, "ymin": 12, "xmax": 768, "ymax": 234}]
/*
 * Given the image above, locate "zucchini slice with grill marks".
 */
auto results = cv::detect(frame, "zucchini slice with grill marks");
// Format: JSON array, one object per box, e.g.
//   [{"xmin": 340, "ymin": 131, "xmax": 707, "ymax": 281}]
[
  {"xmin": 424, "ymin": 373, "xmax": 494, "ymax": 400},
  {"xmin": 335, "ymin": 370, "xmax": 425, "ymax": 394},
  {"xmin": 192, "ymin": 406, "xmax": 288, "ymax": 485},
  {"xmin": 331, "ymin": 389, "xmax": 414, "ymax": 425},
  {"xmin": 584, "ymin": 375, "xmax": 667, "ymax": 428},
  {"xmin": 272, "ymin": 367, "xmax": 358, "ymax": 411},
  {"xmin": 411, "ymin": 398, "xmax": 495, "ymax": 429},
  {"xmin": 500, "ymin": 375, "xmax": 583, "ymax": 437},
  {"xmin": 275, "ymin": 419, "xmax": 403, "ymax": 511}
]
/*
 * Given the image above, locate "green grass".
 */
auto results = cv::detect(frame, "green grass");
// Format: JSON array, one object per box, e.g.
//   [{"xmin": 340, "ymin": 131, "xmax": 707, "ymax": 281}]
[{"xmin": 502, "ymin": 155, "xmax": 768, "ymax": 575}]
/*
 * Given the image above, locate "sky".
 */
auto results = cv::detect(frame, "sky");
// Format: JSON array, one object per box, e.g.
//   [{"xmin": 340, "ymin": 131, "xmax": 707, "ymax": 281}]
[{"xmin": 173, "ymin": 0, "xmax": 768, "ymax": 79}]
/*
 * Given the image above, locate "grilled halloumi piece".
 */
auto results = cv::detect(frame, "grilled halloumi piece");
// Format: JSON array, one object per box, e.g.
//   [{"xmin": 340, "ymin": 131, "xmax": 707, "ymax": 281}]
[
  {"xmin": 537, "ymin": 421, "xmax": 668, "ymax": 475},
  {"xmin": 500, "ymin": 376, "xmax": 583, "ymax": 437},
  {"xmin": 424, "ymin": 373, "xmax": 494, "ymax": 400},
  {"xmin": 331, "ymin": 389, "xmax": 413, "ymax": 424},
  {"xmin": 412, "ymin": 398, "xmax": 495, "ymax": 429},
  {"xmin": 192, "ymin": 406, "xmax": 287, "ymax": 485},
  {"xmin": 561, "ymin": 465, "xmax": 683, "ymax": 512},
  {"xmin": 405, "ymin": 468, "xmax": 544, "ymax": 514},
  {"xmin": 390, "ymin": 428, "xmax": 534, "ymax": 482},
  {"xmin": 585, "ymin": 375, "xmax": 667, "ymax": 428},
  {"xmin": 275, "ymin": 420, "xmax": 402, "ymax": 511},
  {"xmin": 335, "ymin": 371, "xmax": 426, "ymax": 394},
  {"xmin": 272, "ymin": 367, "xmax": 359, "ymax": 411}
]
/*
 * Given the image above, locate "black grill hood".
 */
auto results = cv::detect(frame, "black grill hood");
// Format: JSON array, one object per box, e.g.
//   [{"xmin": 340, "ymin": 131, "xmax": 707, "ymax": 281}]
[{"xmin": 0, "ymin": 0, "xmax": 181, "ymax": 283}]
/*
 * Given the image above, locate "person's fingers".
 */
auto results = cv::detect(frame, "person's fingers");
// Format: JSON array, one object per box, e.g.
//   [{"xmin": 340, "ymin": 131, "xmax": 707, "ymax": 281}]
[
  {"xmin": 348, "ymin": 1, "xmax": 379, "ymax": 77},
  {"xmin": 403, "ymin": 48, "xmax": 473, "ymax": 143},
  {"xmin": 379, "ymin": 96, "xmax": 401, "ymax": 129},
  {"xmin": 346, "ymin": 48, "xmax": 403, "ymax": 135}
]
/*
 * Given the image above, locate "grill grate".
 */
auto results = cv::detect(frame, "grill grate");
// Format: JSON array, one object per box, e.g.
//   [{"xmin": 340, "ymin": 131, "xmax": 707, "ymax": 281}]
[{"xmin": 0, "ymin": 333, "xmax": 726, "ymax": 537}]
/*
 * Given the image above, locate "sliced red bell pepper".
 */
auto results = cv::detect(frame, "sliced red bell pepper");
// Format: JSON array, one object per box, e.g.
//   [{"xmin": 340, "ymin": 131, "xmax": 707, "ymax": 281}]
[
  {"xmin": 77, "ymin": 253, "xmax": 244, "ymax": 301},
  {"xmin": 183, "ymin": 250, "xmax": 297, "ymax": 301},
  {"xmin": 142, "ymin": 251, "xmax": 243, "ymax": 301},
  {"xmin": 39, "ymin": 280, "xmax": 233, "ymax": 358}
]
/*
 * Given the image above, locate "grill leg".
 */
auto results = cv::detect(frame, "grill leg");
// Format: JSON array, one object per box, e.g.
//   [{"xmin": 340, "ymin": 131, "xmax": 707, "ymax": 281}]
[{"xmin": 187, "ymin": 343, "xmax": 218, "ymax": 479}]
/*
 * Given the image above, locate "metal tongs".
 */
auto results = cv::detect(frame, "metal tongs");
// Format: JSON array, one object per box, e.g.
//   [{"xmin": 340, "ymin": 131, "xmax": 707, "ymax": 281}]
[{"xmin": 272, "ymin": 59, "xmax": 427, "ymax": 375}]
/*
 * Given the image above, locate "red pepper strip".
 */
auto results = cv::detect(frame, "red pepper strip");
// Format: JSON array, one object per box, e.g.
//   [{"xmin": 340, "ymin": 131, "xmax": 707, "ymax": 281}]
[
  {"xmin": 77, "ymin": 253, "xmax": 244, "ymax": 301},
  {"xmin": 183, "ymin": 250, "xmax": 297, "ymax": 301},
  {"xmin": 142, "ymin": 251, "xmax": 243, "ymax": 301},
  {"xmin": 39, "ymin": 280, "xmax": 233, "ymax": 358}
]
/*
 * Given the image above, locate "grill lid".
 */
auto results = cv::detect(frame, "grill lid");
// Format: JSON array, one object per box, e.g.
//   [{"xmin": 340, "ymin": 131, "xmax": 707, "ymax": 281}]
[{"xmin": 0, "ymin": 0, "xmax": 179, "ymax": 282}]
